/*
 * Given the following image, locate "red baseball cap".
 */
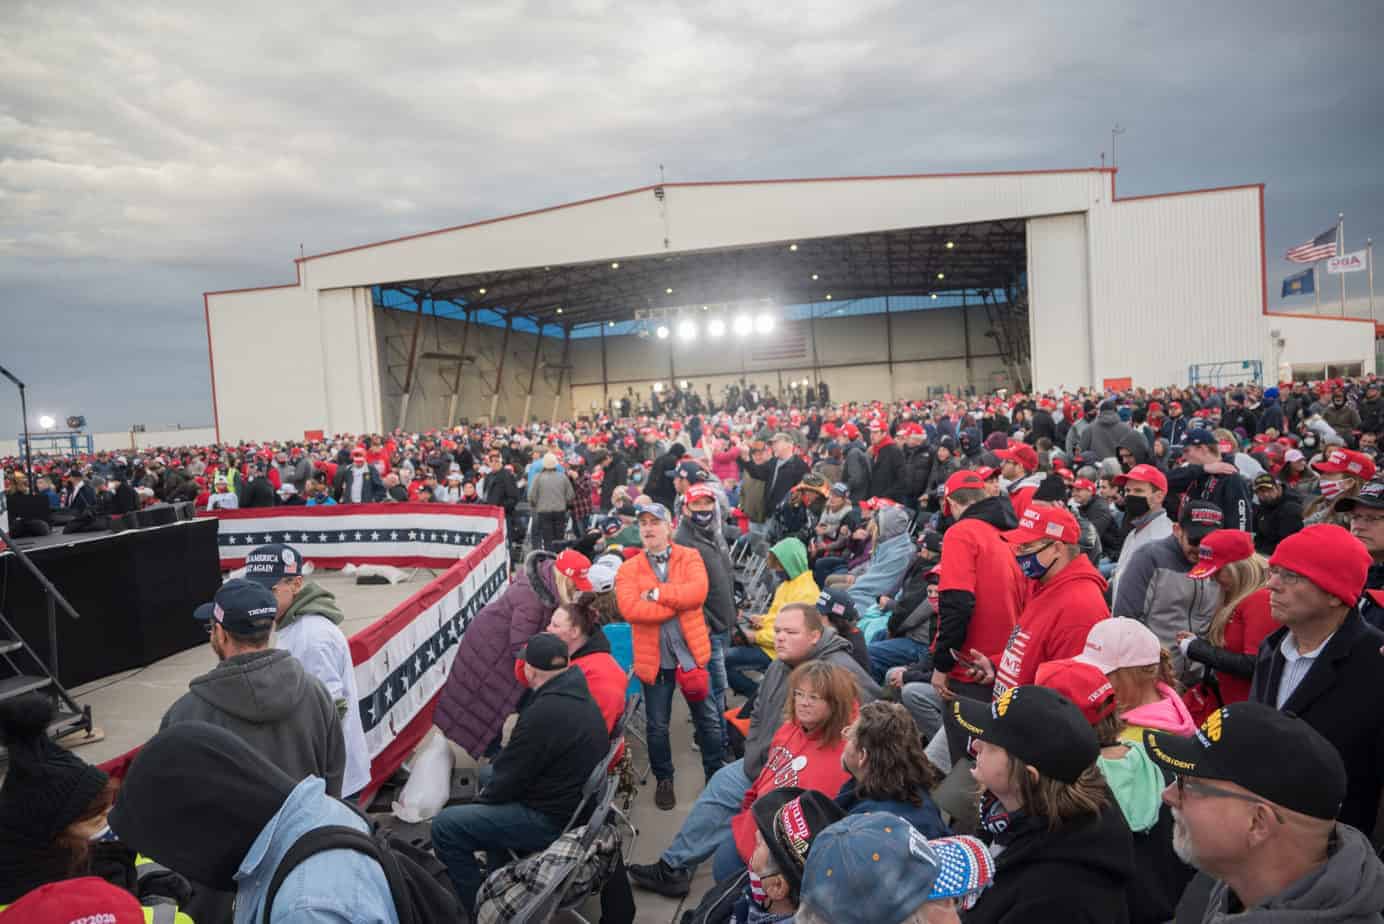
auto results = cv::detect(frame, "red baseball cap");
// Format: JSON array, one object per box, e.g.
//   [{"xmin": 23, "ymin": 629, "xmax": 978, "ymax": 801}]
[
  {"xmin": 995, "ymin": 443, "xmax": 1038, "ymax": 472},
  {"xmin": 1188, "ymin": 529, "xmax": 1255, "ymax": 579},
  {"xmin": 1113, "ymin": 463, "xmax": 1168, "ymax": 493},
  {"xmin": 901, "ymin": 422, "xmax": 924, "ymax": 437},
  {"xmin": 1, "ymin": 877, "xmax": 144, "ymax": 924},
  {"xmin": 1311, "ymin": 448, "xmax": 1376, "ymax": 480},
  {"xmin": 686, "ymin": 483, "xmax": 717, "ymax": 503},
  {"xmin": 554, "ymin": 549, "xmax": 593, "ymax": 591},
  {"xmin": 842, "ymin": 424, "xmax": 861, "ymax": 440},
  {"xmin": 1003, "ymin": 503, "xmax": 1080, "ymax": 545},
  {"xmin": 944, "ymin": 470, "xmax": 987, "ymax": 496},
  {"xmin": 1035, "ymin": 658, "xmax": 1118, "ymax": 726},
  {"xmin": 1072, "ymin": 478, "xmax": 1096, "ymax": 492}
]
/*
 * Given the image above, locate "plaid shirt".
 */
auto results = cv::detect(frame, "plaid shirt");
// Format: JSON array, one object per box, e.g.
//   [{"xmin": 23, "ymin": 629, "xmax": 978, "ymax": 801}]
[{"xmin": 569, "ymin": 471, "xmax": 594, "ymax": 520}]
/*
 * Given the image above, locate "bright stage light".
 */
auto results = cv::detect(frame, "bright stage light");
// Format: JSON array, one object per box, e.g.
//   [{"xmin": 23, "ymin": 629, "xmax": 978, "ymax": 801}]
[
  {"xmin": 665, "ymin": 287, "xmax": 674, "ymax": 295},
  {"xmin": 611, "ymin": 262, "xmax": 620, "ymax": 269},
  {"xmin": 754, "ymin": 314, "xmax": 775, "ymax": 334},
  {"xmin": 937, "ymin": 272, "xmax": 945, "ymax": 280},
  {"xmin": 680, "ymin": 379, "xmax": 690, "ymax": 389},
  {"xmin": 946, "ymin": 241, "xmax": 955, "ymax": 249},
  {"xmin": 608, "ymin": 320, "xmax": 616, "ymax": 326},
  {"xmin": 38, "ymin": 415, "xmax": 55, "ymax": 430},
  {"xmin": 824, "ymin": 294, "xmax": 833, "ymax": 301},
  {"xmin": 811, "ymin": 273, "xmax": 819, "ymax": 281},
  {"xmin": 789, "ymin": 243, "xmax": 799, "ymax": 252},
  {"xmin": 931, "ymin": 293, "xmax": 938, "ymax": 300},
  {"xmin": 555, "ymin": 307, "xmax": 563, "ymax": 314},
  {"xmin": 677, "ymin": 320, "xmax": 698, "ymax": 341},
  {"xmin": 733, "ymin": 316, "xmax": 753, "ymax": 336},
  {"xmin": 655, "ymin": 325, "xmax": 670, "ymax": 339},
  {"xmin": 478, "ymin": 288, "xmax": 487, "ymax": 295},
  {"xmin": 708, "ymin": 318, "xmax": 726, "ymax": 337},
  {"xmin": 652, "ymin": 381, "xmax": 663, "ymax": 392}
]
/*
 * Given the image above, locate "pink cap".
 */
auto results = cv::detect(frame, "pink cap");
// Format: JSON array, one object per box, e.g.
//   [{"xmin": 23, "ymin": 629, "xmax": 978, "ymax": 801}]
[{"xmin": 1075, "ymin": 618, "xmax": 1162, "ymax": 674}]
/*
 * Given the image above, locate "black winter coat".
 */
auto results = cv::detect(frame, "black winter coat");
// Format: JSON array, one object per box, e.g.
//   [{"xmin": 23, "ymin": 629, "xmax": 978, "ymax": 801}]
[
  {"xmin": 867, "ymin": 441, "xmax": 906, "ymax": 501},
  {"xmin": 480, "ymin": 666, "xmax": 608, "ymax": 825},
  {"xmin": 1253, "ymin": 490, "xmax": 1304, "ymax": 555},
  {"xmin": 1165, "ymin": 457, "xmax": 1255, "ymax": 532},
  {"xmin": 739, "ymin": 453, "xmax": 810, "ymax": 514},
  {"xmin": 966, "ymin": 800, "xmax": 1133, "ymax": 924},
  {"xmin": 1250, "ymin": 612, "xmax": 1384, "ymax": 841},
  {"xmin": 598, "ymin": 455, "xmax": 628, "ymax": 511},
  {"xmin": 238, "ymin": 476, "xmax": 276, "ymax": 509}
]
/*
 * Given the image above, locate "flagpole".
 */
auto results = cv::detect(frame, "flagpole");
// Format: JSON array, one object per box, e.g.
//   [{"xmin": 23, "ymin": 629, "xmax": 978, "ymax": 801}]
[
  {"xmin": 1315, "ymin": 259, "xmax": 1321, "ymax": 313},
  {"xmin": 1369, "ymin": 237, "xmax": 1376, "ymax": 323},
  {"xmin": 1339, "ymin": 212, "xmax": 1346, "ymax": 317}
]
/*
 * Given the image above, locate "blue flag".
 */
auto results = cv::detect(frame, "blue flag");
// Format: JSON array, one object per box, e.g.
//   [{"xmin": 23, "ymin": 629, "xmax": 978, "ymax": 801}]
[{"xmin": 1282, "ymin": 267, "xmax": 1315, "ymax": 298}]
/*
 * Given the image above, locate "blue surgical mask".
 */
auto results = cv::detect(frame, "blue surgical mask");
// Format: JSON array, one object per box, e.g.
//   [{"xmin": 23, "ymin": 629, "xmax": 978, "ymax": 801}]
[{"xmin": 1016, "ymin": 543, "xmax": 1054, "ymax": 579}]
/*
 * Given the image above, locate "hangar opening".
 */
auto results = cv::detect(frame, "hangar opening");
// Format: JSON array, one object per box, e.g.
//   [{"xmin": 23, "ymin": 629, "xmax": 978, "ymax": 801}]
[{"xmin": 372, "ymin": 218, "xmax": 1032, "ymax": 428}]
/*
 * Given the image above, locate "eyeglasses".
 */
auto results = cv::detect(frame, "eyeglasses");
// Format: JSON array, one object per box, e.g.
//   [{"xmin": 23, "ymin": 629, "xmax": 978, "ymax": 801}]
[
  {"xmin": 1266, "ymin": 566, "xmax": 1307, "ymax": 586},
  {"xmin": 792, "ymin": 689, "xmax": 826, "ymax": 705},
  {"xmin": 1174, "ymin": 776, "xmax": 1285, "ymax": 824}
]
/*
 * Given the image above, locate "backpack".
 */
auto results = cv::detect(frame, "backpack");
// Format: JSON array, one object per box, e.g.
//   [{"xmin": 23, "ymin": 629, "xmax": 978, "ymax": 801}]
[{"xmin": 261, "ymin": 811, "xmax": 462, "ymax": 924}]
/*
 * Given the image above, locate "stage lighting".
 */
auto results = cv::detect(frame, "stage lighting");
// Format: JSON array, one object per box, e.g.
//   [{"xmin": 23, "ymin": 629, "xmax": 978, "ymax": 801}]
[
  {"xmin": 946, "ymin": 241, "xmax": 955, "ymax": 249},
  {"xmin": 656, "ymin": 325, "xmax": 670, "ymax": 339},
  {"xmin": 38, "ymin": 415, "xmax": 55, "ymax": 430},
  {"xmin": 937, "ymin": 272, "xmax": 945, "ymax": 280},
  {"xmin": 652, "ymin": 381, "xmax": 663, "ymax": 392},
  {"xmin": 702, "ymin": 305, "xmax": 709, "ymax": 311},
  {"xmin": 555, "ymin": 307, "xmax": 563, "ymax": 314},
  {"xmin": 680, "ymin": 380, "xmax": 690, "ymax": 389},
  {"xmin": 733, "ymin": 316, "xmax": 753, "ymax": 336},
  {"xmin": 611, "ymin": 262, "xmax": 620, "ymax": 269},
  {"xmin": 811, "ymin": 273, "xmax": 819, "ymax": 281},
  {"xmin": 754, "ymin": 314, "xmax": 775, "ymax": 334},
  {"xmin": 478, "ymin": 287, "xmax": 486, "ymax": 295},
  {"xmin": 677, "ymin": 319, "xmax": 697, "ymax": 341},
  {"xmin": 708, "ymin": 318, "xmax": 726, "ymax": 337},
  {"xmin": 608, "ymin": 320, "xmax": 616, "ymax": 327},
  {"xmin": 931, "ymin": 293, "xmax": 938, "ymax": 300},
  {"xmin": 825, "ymin": 294, "xmax": 833, "ymax": 301},
  {"xmin": 789, "ymin": 243, "xmax": 799, "ymax": 252}
]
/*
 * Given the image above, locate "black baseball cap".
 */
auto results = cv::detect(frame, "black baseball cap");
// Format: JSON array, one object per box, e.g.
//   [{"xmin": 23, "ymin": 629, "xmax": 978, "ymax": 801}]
[
  {"xmin": 675, "ymin": 460, "xmax": 709, "ymax": 483},
  {"xmin": 1252, "ymin": 472, "xmax": 1278, "ymax": 491},
  {"xmin": 1335, "ymin": 479, "xmax": 1384, "ymax": 512},
  {"xmin": 1144, "ymin": 702, "xmax": 1346, "ymax": 820},
  {"xmin": 242, "ymin": 543, "xmax": 306, "ymax": 588},
  {"xmin": 1182, "ymin": 429, "xmax": 1218, "ymax": 448},
  {"xmin": 951, "ymin": 685, "xmax": 1098, "ymax": 784},
  {"xmin": 751, "ymin": 787, "xmax": 844, "ymax": 894},
  {"xmin": 1178, "ymin": 500, "xmax": 1224, "ymax": 543},
  {"xmin": 194, "ymin": 579, "xmax": 279, "ymax": 636},
  {"xmin": 522, "ymin": 632, "xmax": 569, "ymax": 671},
  {"xmin": 816, "ymin": 587, "xmax": 858, "ymax": 624}
]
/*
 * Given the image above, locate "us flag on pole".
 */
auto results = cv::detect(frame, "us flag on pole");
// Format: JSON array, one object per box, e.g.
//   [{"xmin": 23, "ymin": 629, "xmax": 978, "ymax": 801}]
[{"xmin": 1286, "ymin": 227, "xmax": 1338, "ymax": 264}]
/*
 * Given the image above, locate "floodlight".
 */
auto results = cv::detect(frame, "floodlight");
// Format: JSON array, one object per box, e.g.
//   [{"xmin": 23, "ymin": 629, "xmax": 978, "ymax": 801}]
[
  {"xmin": 811, "ymin": 273, "xmax": 819, "ymax": 281},
  {"xmin": 677, "ymin": 320, "xmax": 698, "ymax": 341},
  {"xmin": 665, "ymin": 287, "xmax": 674, "ymax": 295},
  {"xmin": 937, "ymin": 273, "xmax": 945, "ymax": 280},
  {"xmin": 555, "ymin": 307, "xmax": 563, "ymax": 314},
  {"xmin": 754, "ymin": 314, "xmax": 775, "ymax": 334},
  {"xmin": 680, "ymin": 380, "xmax": 690, "ymax": 389},
  {"xmin": 789, "ymin": 243, "xmax": 799, "ymax": 252},
  {"xmin": 946, "ymin": 241, "xmax": 955, "ymax": 249},
  {"xmin": 611, "ymin": 262, "xmax": 620, "ymax": 269},
  {"xmin": 655, "ymin": 325, "xmax": 670, "ymax": 339},
  {"xmin": 825, "ymin": 294, "xmax": 833, "ymax": 301},
  {"xmin": 38, "ymin": 415, "xmax": 55, "ymax": 430},
  {"xmin": 478, "ymin": 288, "xmax": 486, "ymax": 295},
  {"xmin": 652, "ymin": 381, "xmax": 663, "ymax": 392},
  {"xmin": 931, "ymin": 293, "xmax": 938, "ymax": 300},
  {"xmin": 733, "ymin": 316, "xmax": 753, "ymax": 336},
  {"xmin": 708, "ymin": 318, "xmax": 726, "ymax": 337}
]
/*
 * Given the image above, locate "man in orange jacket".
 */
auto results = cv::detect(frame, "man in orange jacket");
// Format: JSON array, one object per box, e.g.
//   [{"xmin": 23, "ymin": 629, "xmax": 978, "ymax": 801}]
[{"xmin": 615, "ymin": 502, "xmax": 725, "ymax": 809}]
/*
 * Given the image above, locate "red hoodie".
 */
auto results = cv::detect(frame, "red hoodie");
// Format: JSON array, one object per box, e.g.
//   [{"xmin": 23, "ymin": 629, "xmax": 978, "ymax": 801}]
[
  {"xmin": 993, "ymin": 554, "xmax": 1109, "ymax": 698},
  {"xmin": 1209, "ymin": 587, "xmax": 1276, "ymax": 706},
  {"xmin": 730, "ymin": 720, "xmax": 850, "ymax": 862}
]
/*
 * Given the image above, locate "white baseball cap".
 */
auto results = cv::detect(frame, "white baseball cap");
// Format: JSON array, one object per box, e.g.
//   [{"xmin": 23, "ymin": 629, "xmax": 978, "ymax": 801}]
[{"xmin": 1074, "ymin": 618, "xmax": 1162, "ymax": 674}]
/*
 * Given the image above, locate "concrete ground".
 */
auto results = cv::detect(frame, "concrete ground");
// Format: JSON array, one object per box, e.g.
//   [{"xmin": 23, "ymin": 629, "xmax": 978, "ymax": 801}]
[{"xmin": 72, "ymin": 568, "xmax": 718, "ymax": 923}]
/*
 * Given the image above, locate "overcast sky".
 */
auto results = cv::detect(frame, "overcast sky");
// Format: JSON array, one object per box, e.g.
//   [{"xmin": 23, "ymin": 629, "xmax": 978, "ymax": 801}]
[{"xmin": 3, "ymin": 1, "xmax": 1381, "ymax": 433}]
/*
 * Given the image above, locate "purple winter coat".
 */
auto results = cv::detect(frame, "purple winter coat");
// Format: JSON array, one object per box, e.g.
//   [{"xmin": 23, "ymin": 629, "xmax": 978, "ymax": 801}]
[{"xmin": 434, "ymin": 550, "xmax": 562, "ymax": 757}]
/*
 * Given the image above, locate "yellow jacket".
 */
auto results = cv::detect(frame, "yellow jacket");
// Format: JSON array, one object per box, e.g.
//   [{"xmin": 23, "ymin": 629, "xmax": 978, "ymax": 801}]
[{"xmin": 751, "ymin": 570, "xmax": 821, "ymax": 657}]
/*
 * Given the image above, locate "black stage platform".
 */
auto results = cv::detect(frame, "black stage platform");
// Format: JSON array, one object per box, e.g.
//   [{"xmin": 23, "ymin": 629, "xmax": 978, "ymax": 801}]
[{"xmin": 1, "ymin": 519, "xmax": 222, "ymax": 688}]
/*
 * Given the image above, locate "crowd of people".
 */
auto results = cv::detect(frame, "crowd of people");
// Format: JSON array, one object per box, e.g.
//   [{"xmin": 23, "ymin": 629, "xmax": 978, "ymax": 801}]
[{"xmin": 5, "ymin": 375, "xmax": 1384, "ymax": 921}]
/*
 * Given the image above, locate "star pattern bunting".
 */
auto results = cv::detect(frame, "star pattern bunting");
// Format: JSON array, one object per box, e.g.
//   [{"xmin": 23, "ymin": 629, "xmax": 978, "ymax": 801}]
[{"xmin": 357, "ymin": 563, "xmax": 509, "ymax": 733}]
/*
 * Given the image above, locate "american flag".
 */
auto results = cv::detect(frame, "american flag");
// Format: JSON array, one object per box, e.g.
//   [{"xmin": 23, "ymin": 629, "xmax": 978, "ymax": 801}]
[{"xmin": 1286, "ymin": 227, "xmax": 1338, "ymax": 264}]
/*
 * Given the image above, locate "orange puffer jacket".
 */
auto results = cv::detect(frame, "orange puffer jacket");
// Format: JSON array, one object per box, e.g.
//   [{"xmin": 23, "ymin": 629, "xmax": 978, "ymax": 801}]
[{"xmin": 614, "ymin": 545, "xmax": 712, "ymax": 684}]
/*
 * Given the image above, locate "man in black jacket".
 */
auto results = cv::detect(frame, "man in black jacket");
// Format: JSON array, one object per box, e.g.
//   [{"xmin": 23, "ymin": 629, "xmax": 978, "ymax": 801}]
[
  {"xmin": 332, "ymin": 448, "xmax": 385, "ymax": 503},
  {"xmin": 646, "ymin": 440, "xmax": 686, "ymax": 509},
  {"xmin": 1252, "ymin": 473, "xmax": 1304, "ymax": 555},
  {"xmin": 1072, "ymin": 477, "xmax": 1121, "ymax": 562},
  {"xmin": 431, "ymin": 632, "xmax": 608, "ymax": 915},
  {"xmin": 596, "ymin": 449, "xmax": 628, "ymax": 512},
  {"xmin": 1166, "ymin": 429, "xmax": 1254, "ymax": 532},
  {"xmin": 1250, "ymin": 524, "xmax": 1384, "ymax": 844},
  {"xmin": 866, "ymin": 420, "xmax": 905, "ymax": 501},
  {"xmin": 738, "ymin": 431, "xmax": 809, "ymax": 516},
  {"xmin": 896, "ymin": 424, "xmax": 933, "ymax": 509},
  {"xmin": 237, "ymin": 463, "xmax": 276, "ymax": 509}
]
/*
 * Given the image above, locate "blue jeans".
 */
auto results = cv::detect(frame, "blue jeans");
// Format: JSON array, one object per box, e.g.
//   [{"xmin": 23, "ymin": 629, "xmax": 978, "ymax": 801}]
[
  {"xmin": 431, "ymin": 800, "xmax": 562, "ymax": 914},
  {"xmin": 723, "ymin": 646, "xmax": 772, "ymax": 698},
  {"xmin": 711, "ymin": 832, "xmax": 746, "ymax": 882},
  {"xmin": 644, "ymin": 667, "xmax": 726, "ymax": 781},
  {"xmin": 813, "ymin": 556, "xmax": 848, "ymax": 588},
  {"xmin": 662, "ymin": 759, "xmax": 753, "ymax": 871},
  {"xmin": 867, "ymin": 637, "xmax": 931, "ymax": 684},
  {"xmin": 707, "ymin": 631, "xmax": 731, "ymax": 749}
]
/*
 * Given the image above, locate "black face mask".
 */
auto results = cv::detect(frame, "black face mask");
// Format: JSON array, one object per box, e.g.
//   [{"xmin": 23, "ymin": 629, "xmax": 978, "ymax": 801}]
[
  {"xmin": 1122, "ymin": 494, "xmax": 1151, "ymax": 519},
  {"xmin": 689, "ymin": 509, "xmax": 716, "ymax": 527}
]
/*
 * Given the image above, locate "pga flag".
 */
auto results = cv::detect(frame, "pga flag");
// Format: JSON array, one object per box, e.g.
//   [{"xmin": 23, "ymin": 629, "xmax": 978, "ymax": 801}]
[{"xmin": 1327, "ymin": 249, "xmax": 1368, "ymax": 275}]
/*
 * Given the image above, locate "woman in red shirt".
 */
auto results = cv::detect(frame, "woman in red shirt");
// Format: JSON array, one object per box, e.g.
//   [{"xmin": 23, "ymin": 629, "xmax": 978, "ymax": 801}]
[
  {"xmin": 711, "ymin": 660, "xmax": 856, "ymax": 882},
  {"xmin": 1178, "ymin": 529, "xmax": 1276, "ymax": 722}
]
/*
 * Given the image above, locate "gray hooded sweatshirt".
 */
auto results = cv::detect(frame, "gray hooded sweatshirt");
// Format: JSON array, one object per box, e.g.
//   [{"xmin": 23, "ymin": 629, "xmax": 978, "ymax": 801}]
[
  {"xmin": 160, "ymin": 648, "xmax": 346, "ymax": 797},
  {"xmin": 743, "ymin": 625, "xmax": 882, "ymax": 777},
  {"xmin": 1199, "ymin": 824, "xmax": 1384, "ymax": 923}
]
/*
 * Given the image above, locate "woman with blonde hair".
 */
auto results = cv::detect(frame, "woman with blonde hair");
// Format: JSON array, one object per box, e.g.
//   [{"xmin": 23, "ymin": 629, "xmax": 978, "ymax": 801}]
[
  {"xmin": 1177, "ymin": 530, "xmax": 1276, "ymax": 720},
  {"xmin": 1075, "ymin": 618, "xmax": 1196, "ymax": 742},
  {"xmin": 1303, "ymin": 448, "xmax": 1375, "ymax": 526}
]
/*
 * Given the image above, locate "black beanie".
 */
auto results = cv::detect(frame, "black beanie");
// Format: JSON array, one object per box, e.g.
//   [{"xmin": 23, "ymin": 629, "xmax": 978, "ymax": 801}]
[
  {"xmin": 109, "ymin": 721, "xmax": 294, "ymax": 891},
  {"xmin": 0, "ymin": 693, "xmax": 109, "ymax": 844},
  {"xmin": 1033, "ymin": 474, "xmax": 1069, "ymax": 503}
]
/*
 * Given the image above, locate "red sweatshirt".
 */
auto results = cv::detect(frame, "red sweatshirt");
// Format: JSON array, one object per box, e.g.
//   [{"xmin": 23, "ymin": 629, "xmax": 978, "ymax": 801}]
[
  {"xmin": 1211, "ymin": 587, "xmax": 1277, "ymax": 706},
  {"xmin": 731, "ymin": 721, "xmax": 850, "ymax": 862},
  {"xmin": 993, "ymin": 555, "xmax": 1109, "ymax": 698}
]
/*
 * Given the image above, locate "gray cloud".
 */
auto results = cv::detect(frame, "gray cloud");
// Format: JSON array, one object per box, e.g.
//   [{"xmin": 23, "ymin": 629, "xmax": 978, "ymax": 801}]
[{"xmin": 2, "ymin": 0, "xmax": 1381, "ymax": 431}]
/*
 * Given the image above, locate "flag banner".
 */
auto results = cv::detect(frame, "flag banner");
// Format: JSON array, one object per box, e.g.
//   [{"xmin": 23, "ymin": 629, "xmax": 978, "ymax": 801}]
[
  {"xmin": 98, "ymin": 526, "xmax": 513, "ymax": 803},
  {"xmin": 1327, "ymin": 249, "xmax": 1368, "ymax": 275},
  {"xmin": 1286, "ymin": 227, "xmax": 1338, "ymax": 264},
  {"xmin": 349, "ymin": 530, "xmax": 509, "ymax": 799},
  {"xmin": 750, "ymin": 330, "xmax": 809, "ymax": 363},
  {"xmin": 200, "ymin": 502, "xmax": 506, "ymax": 569},
  {"xmin": 1282, "ymin": 268, "xmax": 1316, "ymax": 297}
]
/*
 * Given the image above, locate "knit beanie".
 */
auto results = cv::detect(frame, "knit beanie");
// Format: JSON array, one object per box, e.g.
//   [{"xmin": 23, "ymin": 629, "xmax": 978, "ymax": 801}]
[{"xmin": 0, "ymin": 693, "xmax": 109, "ymax": 844}]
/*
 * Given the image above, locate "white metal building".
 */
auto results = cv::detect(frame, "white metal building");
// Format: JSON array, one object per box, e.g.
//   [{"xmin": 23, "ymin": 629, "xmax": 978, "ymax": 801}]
[{"xmin": 204, "ymin": 168, "xmax": 1374, "ymax": 443}]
